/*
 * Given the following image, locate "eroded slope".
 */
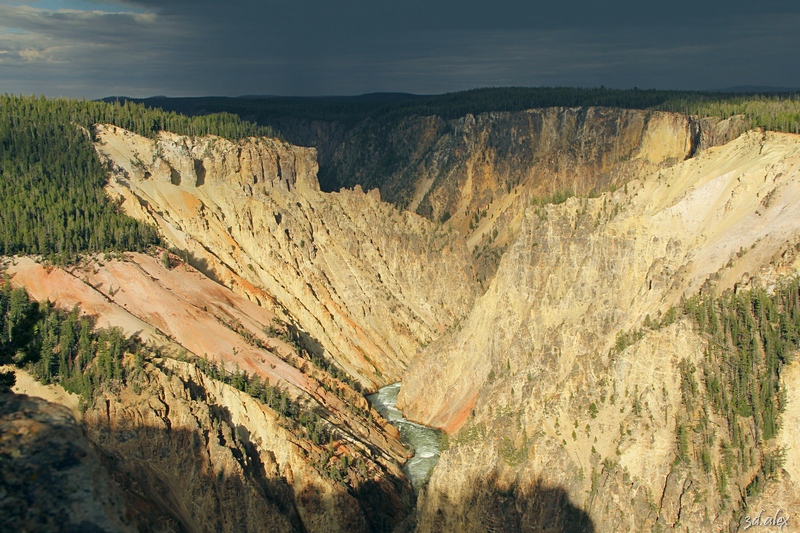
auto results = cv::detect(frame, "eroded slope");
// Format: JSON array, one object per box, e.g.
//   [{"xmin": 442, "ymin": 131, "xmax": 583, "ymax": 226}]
[
  {"xmin": 5, "ymin": 253, "xmax": 414, "ymax": 532},
  {"xmin": 399, "ymin": 130, "xmax": 800, "ymax": 531},
  {"xmin": 95, "ymin": 125, "xmax": 478, "ymax": 390}
]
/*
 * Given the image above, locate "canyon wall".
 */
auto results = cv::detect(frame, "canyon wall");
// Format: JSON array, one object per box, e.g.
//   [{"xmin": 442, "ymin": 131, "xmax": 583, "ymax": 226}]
[
  {"xmin": 306, "ymin": 108, "xmax": 745, "ymax": 284},
  {"xmin": 5, "ymin": 253, "xmax": 416, "ymax": 532},
  {"xmin": 399, "ymin": 130, "xmax": 800, "ymax": 531},
  {"xmin": 95, "ymin": 125, "xmax": 479, "ymax": 390}
]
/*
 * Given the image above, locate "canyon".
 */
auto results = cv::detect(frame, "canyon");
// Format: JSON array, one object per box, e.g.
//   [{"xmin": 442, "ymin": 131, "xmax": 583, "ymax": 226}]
[{"xmin": 4, "ymin": 105, "xmax": 800, "ymax": 532}]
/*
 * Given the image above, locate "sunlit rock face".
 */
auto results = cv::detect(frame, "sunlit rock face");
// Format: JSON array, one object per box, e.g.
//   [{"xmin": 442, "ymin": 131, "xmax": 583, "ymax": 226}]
[
  {"xmin": 95, "ymin": 124, "xmax": 480, "ymax": 391},
  {"xmin": 400, "ymin": 130, "xmax": 800, "ymax": 532}
]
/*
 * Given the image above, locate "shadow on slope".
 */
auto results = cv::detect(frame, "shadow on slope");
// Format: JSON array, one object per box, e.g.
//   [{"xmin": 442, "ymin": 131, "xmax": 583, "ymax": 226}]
[
  {"xmin": 423, "ymin": 470, "xmax": 594, "ymax": 533},
  {"xmin": 84, "ymin": 396, "xmax": 412, "ymax": 533}
]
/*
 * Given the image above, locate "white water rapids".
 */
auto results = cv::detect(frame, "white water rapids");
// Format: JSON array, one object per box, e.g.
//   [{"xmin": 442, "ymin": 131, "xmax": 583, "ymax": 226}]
[{"xmin": 367, "ymin": 382, "xmax": 445, "ymax": 491}]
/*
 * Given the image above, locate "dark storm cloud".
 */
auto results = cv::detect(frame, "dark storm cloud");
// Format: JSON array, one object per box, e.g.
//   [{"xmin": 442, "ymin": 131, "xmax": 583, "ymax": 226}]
[
  {"xmin": 1, "ymin": 0, "xmax": 798, "ymax": 97},
  {"xmin": 117, "ymin": 0, "xmax": 800, "ymax": 30}
]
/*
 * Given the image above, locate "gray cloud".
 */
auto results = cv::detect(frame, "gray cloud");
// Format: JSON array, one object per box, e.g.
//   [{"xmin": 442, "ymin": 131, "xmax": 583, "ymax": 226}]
[{"xmin": 0, "ymin": 1, "xmax": 798, "ymax": 97}]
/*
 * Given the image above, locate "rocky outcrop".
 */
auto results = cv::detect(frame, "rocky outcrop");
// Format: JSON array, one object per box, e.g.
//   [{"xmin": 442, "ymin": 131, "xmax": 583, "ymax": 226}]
[
  {"xmin": 95, "ymin": 125, "xmax": 479, "ymax": 390},
  {"xmin": 400, "ymin": 130, "xmax": 800, "ymax": 531},
  {"xmin": 0, "ymin": 393, "xmax": 135, "ymax": 532}
]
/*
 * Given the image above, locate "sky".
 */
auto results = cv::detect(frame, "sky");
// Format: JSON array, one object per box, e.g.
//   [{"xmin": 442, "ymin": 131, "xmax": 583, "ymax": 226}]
[{"xmin": 0, "ymin": 0, "xmax": 799, "ymax": 98}]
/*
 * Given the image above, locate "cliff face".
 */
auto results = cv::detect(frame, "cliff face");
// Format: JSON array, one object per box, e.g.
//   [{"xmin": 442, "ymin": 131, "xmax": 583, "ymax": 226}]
[
  {"xmin": 94, "ymin": 125, "xmax": 479, "ymax": 390},
  {"xmin": 6, "ymin": 253, "xmax": 415, "ymax": 532},
  {"xmin": 312, "ymin": 108, "xmax": 745, "ymax": 284},
  {"xmin": 399, "ymin": 130, "xmax": 800, "ymax": 531},
  {"xmin": 315, "ymin": 108, "xmax": 747, "ymax": 209}
]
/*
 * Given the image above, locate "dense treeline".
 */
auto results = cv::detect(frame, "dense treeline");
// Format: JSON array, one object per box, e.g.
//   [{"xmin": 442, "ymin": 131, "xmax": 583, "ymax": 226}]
[
  {"xmin": 0, "ymin": 278, "xmax": 141, "ymax": 405},
  {"xmin": 677, "ymin": 279, "xmax": 800, "ymax": 501},
  {"xmin": 0, "ymin": 95, "xmax": 280, "ymax": 263},
  {"xmin": 88, "ymin": 97, "xmax": 280, "ymax": 140},
  {"xmin": 659, "ymin": 94, "xmax": 800, "ymax": 134},
  {"xmin": 0, "ymin": 96, "xmax": 159, "ymax": 261},
  {"xmin": 121, "ymin": 87, "xmax": 708, "ymax": 125},
  {"xmin": 0, "ymin": 278, "xmax": 38, "ymax": 387},
  {"xmin": 126, "ymin": 87, "xmax": 800, "ymax": 135},
  {"xmin": 111, "ymin": 93, "xmax": 427, "ymax": 129}
]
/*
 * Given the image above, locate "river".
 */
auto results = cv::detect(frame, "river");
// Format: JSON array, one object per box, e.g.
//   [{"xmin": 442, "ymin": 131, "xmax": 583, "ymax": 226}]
[{"xmin": 367, "ymin": 382, "xmax": 445, "ymax": 491}]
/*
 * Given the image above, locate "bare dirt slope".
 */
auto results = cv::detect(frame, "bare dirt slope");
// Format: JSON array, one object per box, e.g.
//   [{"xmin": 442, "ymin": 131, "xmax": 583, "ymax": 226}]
[{"xmin": 6, "ymin": 254, "xmax": 309, "ymax": 393}]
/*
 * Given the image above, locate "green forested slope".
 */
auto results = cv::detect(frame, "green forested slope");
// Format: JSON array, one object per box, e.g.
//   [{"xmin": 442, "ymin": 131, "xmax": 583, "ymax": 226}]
[
  {"xmin": 677, "ymin": 280, "xmax": 800, "ymax": 502},
  {"xmin": 0, "ymin": 277, "xmax": 134, "ymax": 396},
  {"xmin": 0, "ymin": 95, "xmax": 277, "ymax": 263}
]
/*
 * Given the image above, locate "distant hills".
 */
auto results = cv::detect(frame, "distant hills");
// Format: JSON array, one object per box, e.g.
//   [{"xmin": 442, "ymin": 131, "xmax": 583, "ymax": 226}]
[
  {"xmin": 102, "ymin": 86, "xmax": 800, "ymax": 132},
  {"xmin": 715, "ymin": 85, "xmax": 800, "ymax": 93}
]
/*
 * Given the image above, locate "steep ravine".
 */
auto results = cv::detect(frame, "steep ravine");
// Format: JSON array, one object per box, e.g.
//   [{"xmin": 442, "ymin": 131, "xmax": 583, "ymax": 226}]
[
  {"xmin": 290, "ymin": 108, "xmax": 747, "ymax": 284},
  {"xmin": 91, "ymin": 122, "xmax": 800, "ymax": 531}
]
